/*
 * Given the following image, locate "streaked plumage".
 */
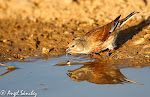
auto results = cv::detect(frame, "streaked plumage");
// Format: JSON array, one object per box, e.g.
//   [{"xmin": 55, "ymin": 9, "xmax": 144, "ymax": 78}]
[{"xmin": 66, "ymin": 12, "xmax": 139, "ymax": 54}]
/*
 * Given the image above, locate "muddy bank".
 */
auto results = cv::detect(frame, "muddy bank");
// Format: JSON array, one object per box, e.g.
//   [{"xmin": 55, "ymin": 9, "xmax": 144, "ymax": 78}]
[{"xmin": 0, "ymin": 0, "xmax": 150, "ymax": 62}]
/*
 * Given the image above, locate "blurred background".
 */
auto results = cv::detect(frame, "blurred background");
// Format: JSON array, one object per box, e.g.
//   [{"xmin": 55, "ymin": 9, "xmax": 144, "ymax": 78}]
[{"xmin": 0, "ymin": 0, "xmax": 149, "ymax": 22}]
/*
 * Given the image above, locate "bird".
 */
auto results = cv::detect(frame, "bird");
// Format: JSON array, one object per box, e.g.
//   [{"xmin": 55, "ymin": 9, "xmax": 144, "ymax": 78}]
[
  {"xmin": 66, "ymin": 60, "xmax": 142, "ymax": 85},
  {"xmin": 66, "ymin": 12, "xmax": 139, "ymax": 55}
]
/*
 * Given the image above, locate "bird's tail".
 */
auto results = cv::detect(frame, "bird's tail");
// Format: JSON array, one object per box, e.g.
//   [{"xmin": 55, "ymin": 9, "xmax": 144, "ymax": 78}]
[{"xmin": 119, "ymin": 12, "xmax": 139, "ymax": 28}]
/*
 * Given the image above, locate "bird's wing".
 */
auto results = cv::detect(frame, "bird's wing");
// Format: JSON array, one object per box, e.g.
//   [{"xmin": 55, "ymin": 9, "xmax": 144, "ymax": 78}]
[{"xmin": 85, "ymin": 15, "xmax": 121, "ymax": 43}]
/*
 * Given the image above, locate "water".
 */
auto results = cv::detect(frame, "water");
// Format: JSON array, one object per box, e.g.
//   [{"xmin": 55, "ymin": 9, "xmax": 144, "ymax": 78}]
[{"xmin": 0, "ymin": 56, "xmax": 150, "ymax": 97}]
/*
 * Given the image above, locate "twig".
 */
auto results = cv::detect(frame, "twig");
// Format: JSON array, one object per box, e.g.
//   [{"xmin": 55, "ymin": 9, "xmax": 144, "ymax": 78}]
[{"xmin": 0, "ymin": 63, "xmax": 19, "ymax": 69}]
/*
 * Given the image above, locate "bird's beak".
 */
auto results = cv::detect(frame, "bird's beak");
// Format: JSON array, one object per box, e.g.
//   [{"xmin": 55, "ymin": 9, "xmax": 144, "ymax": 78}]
[
  {"xmin": 66, "ymin": 73, "xmax": 71, "ymax": 77},
  {"xmin": 66, "ymin": 70, "xmax": 73, "ymax": 77},
  {"xmin": 67, "ymin": 70, "xmax": 72, "ymax": 72}
]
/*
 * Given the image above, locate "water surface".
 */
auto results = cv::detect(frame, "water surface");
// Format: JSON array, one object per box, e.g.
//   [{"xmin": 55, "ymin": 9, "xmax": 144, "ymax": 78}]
[{"xmin": 0, "ymin": 56, "xmax": 150, "ymax": 97}]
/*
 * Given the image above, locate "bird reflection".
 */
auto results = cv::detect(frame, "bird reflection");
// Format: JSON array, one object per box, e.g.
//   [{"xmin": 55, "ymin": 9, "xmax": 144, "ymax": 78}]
[{"xmin": 65, "ymin": 60, "xmax": 142, "ymax": 85}]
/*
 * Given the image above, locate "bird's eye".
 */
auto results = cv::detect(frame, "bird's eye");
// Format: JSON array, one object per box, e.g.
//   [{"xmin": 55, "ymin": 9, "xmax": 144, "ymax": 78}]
[
  {"xmin": 73, "ymin": 77, "xmax": 77, "ymax": 79},
  {"xmin": 72, "ymin": 45, "xmax": 75, "ymax": 47}
]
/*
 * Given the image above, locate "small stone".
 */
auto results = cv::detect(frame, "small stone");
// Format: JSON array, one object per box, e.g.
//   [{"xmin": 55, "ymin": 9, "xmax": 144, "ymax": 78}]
[
  {"xmin": 6, "ymin": 49, "xmax": 11, "ymax": 52},
  {"xmin": 3, "ymin": 39, "xmax": 7, "ymax": 43},
  {"xmin": 133, "ymin": 38, "xmax": 145, "ymax": 45},
  {"xmin": 144, "ymin": 34, "xmax": 150, "ymax": 39},
  {"xmin": 29, "ymin": 34, "xmax": 34, "ymax": 39},
  {"xmin": 34, "ymin": 54, "xmax": 39, "ymax": 57},
  {"xmin": 88, "ymin": 19, "xmax": 94, "ymax": 25},
  {"xmin": 67, "ymin": 61, "xmax": 71, "ymax": 66},
  {"xmin": 145, "ymin": 55, "xmax": 149, "ymax": 58},
  {"xmin": 128, "ymin": 56, "xmax": 134, "ymax": 58},
  {"xmin": 42, "ymin": 47, "xmax": 49, "ymax": 55},
  {"xmin": 8, "ymin": 58, "xmax": 11, "ymax": 60},
  {"xmin": 143, "ymin": 44, "xmax": 150, "ymax": 49},
  {"xmin": 64, "ymin": 31, "xmax": 69, "ymax": 34}
]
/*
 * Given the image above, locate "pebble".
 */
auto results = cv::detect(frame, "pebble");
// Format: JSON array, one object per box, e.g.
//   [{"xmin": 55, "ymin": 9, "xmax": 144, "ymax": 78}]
[
  {"xmin": 3, "ymin": 39, "xmax": 7, "ymax": 43},
  {"xmin": 64, "ymin": 31, "xmax": 69, "ymax": 34},
  {"xmin": 145, "ymin": 55, "xmax": 150, "ymax": 58},
  {"xmin": 67, "ymin": 61, "xmax": 71, "ymax": 66},
  {"xmin": 143, "ymin": 44, "xmax": 150, "ymax": 49},
  {"xmin": 133, "ymin": 38, "xmax": 145, "ymax": 45},
  {"xmin": 8, "ymin": 58, "xmax": 11, "ymax": 60},
  {"xmin": 42, "ymin": 47, "xmax": 49, "ymax": 54},
  {"xmin": 144, "ymin": 34, "xmax": 150, "ymax": 39}
]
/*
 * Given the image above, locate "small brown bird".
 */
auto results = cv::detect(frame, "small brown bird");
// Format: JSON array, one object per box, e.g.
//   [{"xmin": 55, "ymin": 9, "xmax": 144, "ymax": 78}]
[
  {"xmin": 66, "ymin": 12, "xmax": 139, "ymax": 55},
  {"xmin": 66, "ymin": 60, "xmax": 142, "ymax": 85}
]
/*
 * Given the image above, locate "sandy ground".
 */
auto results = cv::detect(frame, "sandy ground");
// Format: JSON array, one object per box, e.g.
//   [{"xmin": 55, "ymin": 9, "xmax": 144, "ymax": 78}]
[{"xmin": 0, "ymin": 0, "xmax": 150, "ymax": 64}]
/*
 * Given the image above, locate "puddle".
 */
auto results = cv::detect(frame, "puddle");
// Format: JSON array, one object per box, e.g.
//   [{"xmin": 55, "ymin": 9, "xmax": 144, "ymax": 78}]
[{"xmin": 0, "ymin": 55, "xmax": 150, "ymax": 97}]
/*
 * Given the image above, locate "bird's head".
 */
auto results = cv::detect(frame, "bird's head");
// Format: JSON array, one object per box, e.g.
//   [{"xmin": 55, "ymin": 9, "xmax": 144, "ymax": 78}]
[
  {"xmin": 66, "ymin": 38, "xmax": 88, "ymax": 54},
  {"xmin": 66, "ymin": 70, "xmax": 87, "ymax": 82}
]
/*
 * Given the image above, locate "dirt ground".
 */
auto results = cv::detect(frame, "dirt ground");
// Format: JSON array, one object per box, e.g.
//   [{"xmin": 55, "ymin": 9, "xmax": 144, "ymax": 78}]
[{"xmin": 0, "ymin": 0, "xmax": 150, "ymax": 63}]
